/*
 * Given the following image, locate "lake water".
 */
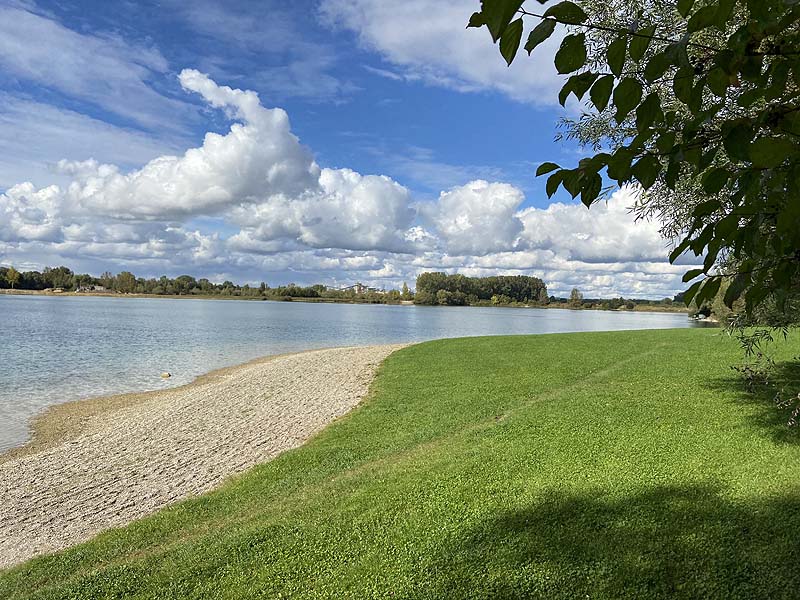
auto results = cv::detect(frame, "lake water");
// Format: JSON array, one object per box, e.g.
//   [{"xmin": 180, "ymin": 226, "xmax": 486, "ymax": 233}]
[{"xmin": 0, "ymin": 294, "xmax": 702, "ymax": 451}]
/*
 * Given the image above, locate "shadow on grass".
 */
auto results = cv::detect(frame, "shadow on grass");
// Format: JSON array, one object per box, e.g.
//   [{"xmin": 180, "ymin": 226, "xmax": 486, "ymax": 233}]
[
  {"xmin": 426, "ymin": 484, "xmax": 800, "ymax": 600},
  {"xmin": 706, "ymin": 359, "xmax": 800, "ymax": 445}
]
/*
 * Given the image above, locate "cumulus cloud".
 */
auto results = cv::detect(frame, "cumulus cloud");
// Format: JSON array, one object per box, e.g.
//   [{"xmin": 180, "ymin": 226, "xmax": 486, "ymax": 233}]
[
  {"xmin": 0, "ymin": 183, "xmax": 63, "ymax": 243},
  {"xmin": 517, "ymin": 187, "xmax": 669, "ymax": 263},
  {"xmin": 319, "ymin": 0, "xmax": 564, "ymax": 104},
  {"xmin": 420, "ymin": 180, "xmax": 525, "ymax": 255},
  {"xmin": 0, "ymin": 70, "xmax": 696, "ymax": 298},
  {"xmin": 229, "ymin": 168, "xmax": 417, "ymax": 253},
  {"xmin": 53, "ymin": 70, "xmax": 320, "ymax": 219}
]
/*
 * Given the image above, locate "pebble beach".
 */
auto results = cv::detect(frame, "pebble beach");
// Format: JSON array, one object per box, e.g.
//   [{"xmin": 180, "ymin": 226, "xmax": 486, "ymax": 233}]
[{"xmin": 0, "ymin": 344, "xmax": 405, "ymax": 569}]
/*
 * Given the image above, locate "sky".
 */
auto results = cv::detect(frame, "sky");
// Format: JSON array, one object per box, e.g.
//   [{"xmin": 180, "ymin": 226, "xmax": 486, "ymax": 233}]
[{"xmin": 0, "ymin": 0, "xmax": 698, "ymax": 298}]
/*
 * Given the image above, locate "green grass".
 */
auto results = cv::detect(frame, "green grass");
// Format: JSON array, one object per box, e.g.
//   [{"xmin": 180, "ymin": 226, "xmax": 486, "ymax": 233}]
[{"xmin": 2, "ymin": 329, "xmax": 800, "ymax": 599}]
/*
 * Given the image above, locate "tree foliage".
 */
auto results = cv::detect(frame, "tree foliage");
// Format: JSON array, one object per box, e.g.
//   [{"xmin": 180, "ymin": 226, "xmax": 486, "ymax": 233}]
[
  {"xmin": 569, "ymin": 287, "xmax": 584, "ymax": 306},
  {"xmin": 415, "ymin": 272, "xmax": 548, "ymax": 306},
  {"xmin": 0, "ymin": 265, "xmax": 408, "ymax": 304},
  {"xmin": 5, "ymin": 266, "xmax": 19, "ymax": 289},
  {"xmin": 469, "ymin": 0, "xmax": 800, "ymax": 321}
]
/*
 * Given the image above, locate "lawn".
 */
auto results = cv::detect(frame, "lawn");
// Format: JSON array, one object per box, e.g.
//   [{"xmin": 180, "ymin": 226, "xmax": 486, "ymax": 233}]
[{"xmin": 2, "ymin": 328, "xmax": 799, "ymax": 599}]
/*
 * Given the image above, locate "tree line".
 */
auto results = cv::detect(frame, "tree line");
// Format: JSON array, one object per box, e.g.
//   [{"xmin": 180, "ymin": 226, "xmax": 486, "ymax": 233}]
[
  {"xmin": 414, "ymin": 272, "xmax": 549, "ymax": 306},
  {"xmin": 0, "ymin": 265, "xmax": 414, "ymax": 304},
  {"xmin": 0, "ymin": 264, "xmax": 685, "ymax": 310}
]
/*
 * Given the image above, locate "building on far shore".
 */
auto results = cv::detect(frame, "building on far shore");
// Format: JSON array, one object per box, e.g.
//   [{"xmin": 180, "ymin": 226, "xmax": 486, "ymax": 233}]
[{"xmin": 339, "ymin": 282, "xmax": 386, "ymax": 294}]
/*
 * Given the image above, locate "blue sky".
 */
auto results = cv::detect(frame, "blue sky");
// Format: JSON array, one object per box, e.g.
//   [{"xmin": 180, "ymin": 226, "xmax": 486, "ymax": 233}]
[{"xmin": 0, "ymin": 0, "xmax": 695, "ymax": 298}]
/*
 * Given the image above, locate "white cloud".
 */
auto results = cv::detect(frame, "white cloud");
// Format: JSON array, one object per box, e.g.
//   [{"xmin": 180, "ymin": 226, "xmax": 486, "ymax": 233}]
[
  {"xmin": 319, "ymin": 0, "xmax": 564, "ymax": 104},
  {"xmin": 229, "ymin": 168, "xmax": 416, "ymax": 253},
  {"xmin": 0, "ymin": 182, "xmax": 63, "ymax": 243},
  {"xmin": 0, "ymin": 4, "xmax": 190, "ymax": 131},
  {"xmin": 55, "ymin": 70, "xmax": 321, "ymax": 219},
  {"xmin": 0, "ymin": 70, "xmax": 697, "ymax": 298},
  {"xmin": 420, "ymin": 180, "xmax": 525, "ymax": 255},
  {"xmin": 517, "ymin": 187, "xmax": 670, "ymax": 263}
]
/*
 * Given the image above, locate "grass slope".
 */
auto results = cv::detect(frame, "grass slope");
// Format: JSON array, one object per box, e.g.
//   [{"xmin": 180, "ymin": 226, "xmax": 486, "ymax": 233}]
[{"xmin": 2, "ymin": 329, "xmax": 799, "ymax": 599}]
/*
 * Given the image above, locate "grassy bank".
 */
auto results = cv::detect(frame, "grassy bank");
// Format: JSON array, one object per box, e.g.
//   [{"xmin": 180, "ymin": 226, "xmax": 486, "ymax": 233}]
[{"xmin": 2, "ymin": 329, "xmax": 799, "ymax": 599}]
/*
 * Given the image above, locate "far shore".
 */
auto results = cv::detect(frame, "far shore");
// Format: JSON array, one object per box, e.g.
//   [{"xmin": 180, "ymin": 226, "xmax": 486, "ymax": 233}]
[{"xmin": 0, "ymin": 288, "xmax": 690, "ymax": 313}]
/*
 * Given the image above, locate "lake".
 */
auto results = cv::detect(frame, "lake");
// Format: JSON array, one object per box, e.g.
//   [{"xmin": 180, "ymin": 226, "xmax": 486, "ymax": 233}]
[{"xmin": 0, "ymin": 294, "xmax": 703, "ymax": 451}]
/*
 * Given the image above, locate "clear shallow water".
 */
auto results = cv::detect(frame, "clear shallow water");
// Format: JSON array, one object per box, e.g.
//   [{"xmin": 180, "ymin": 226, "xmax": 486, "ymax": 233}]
[{"xmin": 0, "ymin": 295, "xmax": 701, "ymax": 451}]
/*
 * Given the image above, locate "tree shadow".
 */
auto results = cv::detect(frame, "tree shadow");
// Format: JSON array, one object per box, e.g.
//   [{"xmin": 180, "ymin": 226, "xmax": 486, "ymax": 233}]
[
  {"xmin": 423, "ymin": 484, "xmax": 800, "ymax": 599},
  {"xmin": 705, "ymin": 358, "xmax": 800, "ymax": 445}
]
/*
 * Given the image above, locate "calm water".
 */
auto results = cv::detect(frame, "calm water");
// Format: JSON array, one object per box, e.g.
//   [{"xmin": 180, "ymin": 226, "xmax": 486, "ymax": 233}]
[{"xmin": 0, "ymin": 295, "xmax": 701, "ymax": 451}]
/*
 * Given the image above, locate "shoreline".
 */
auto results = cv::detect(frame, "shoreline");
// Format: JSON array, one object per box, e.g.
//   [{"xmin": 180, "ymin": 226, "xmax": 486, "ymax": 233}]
[
  {"xmin": 0, "ymin": 289, "xmax": 689, "ymax": 313},
  {"xmin": 0, "ymin": 343, "xmax": 406, "ymax": 568},
  {"xmin": 0, "ymin": 347, "xmax": 341, "ymax": 464}
]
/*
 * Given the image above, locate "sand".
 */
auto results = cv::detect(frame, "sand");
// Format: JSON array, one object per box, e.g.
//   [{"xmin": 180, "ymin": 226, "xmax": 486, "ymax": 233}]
[{"xmin": 0, "ymin": 344, "xmax": 405, "ymax": 569}]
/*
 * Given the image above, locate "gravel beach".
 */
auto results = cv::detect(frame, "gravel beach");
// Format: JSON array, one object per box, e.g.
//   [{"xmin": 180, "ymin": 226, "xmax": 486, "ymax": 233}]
[{"xmin": 0, "ymin": 344, "xmax": 405, "ymax": 569}]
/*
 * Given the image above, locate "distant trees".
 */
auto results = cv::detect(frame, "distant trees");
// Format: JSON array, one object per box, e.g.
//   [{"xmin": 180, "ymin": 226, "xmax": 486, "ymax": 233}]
[
  {"xmin": 415, "ymin": 272, "xmax": 548, "ymax": 306},
  {"xmin": 0, "ymin": 264, "xmax": 408, "ymax": 304},
  {"xmin": 115, "ymin": 271, "xmax": 136, "ymax": 294},
  {"xmin": 569, "ymin": 288, "xmax": 583, "ymax": 307},
  {"xmin": 6, "ymin": 266, "xmax": 19, "ymax": 289}
]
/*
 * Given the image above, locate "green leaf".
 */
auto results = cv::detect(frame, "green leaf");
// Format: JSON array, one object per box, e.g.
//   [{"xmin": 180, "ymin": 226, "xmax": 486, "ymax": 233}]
[
  {"xmin": 629, "ymin": 25, "xmax": 656, "ymax": 62},
  {"xmin": 613, "ymin": 77, "xmax": 642, "ymax": 123},
  {"xmin": 724, "ymin": 273, "xmax": 750, "ymax": 308},
  {"xmin": 589, "ymin": 75, "xmax": 614, "ymax": 112},
  {"xmin": 682, "ymin": 268, "xmax": 705, "ymax": 283},
  {"xmin": 677, "ymin": 0, "xmax": 695, "ymax": 18},
  {"xmin": 706, "ymin": 67, "xmax": 730, "ymax": 96},
  {"xmin": 558, "ymin": 83, "xmax": 571, "ymax": 106},
  {"xmin": 607, "ymin": 147, "xmax": 635, "ymax": 181},
  {"xmin": 688, "ymin": 78, "xmax": 705, "ymax": 114},
  {"xmin": 683, "ymin": 280, "xmax": 703, "ymax": 306},
  {"xmin": 635, "ymin": 92, "xmax": 662, "ymax": 129},
  {"xmin": 737, "ymin": 88, "xmax": 764, "ymax": 108},
  {"xmin": 546, "ymin": 170, "xmax": 564, "ymax": 197},
  {"xmin": 670, "ymin": 238, "xmax": 692, "ymax": 263},
  {"xmin": 555, "ymin": 33, "xmax": 587, "ymax": 74},
  {"xmin": 467, "ymin": 12, "xmax": 485, "ymax": 28},
  {"xmin": 560, "ymin": 72, "xmax": 599, "ymax": 105},
  {"xmin": 631, "ymin": 154, "xmax": 660, "ymax": 189},
  {"xmin": 673, "ymin": 66, "xmax": 694, "ymax": 105},
  {"xmin": 698, "ymin": 277, "xmax": 722, "ymax": 305},
  {"xmin": 687, "ymin": 5, "xmax": 718, "ymax": 33},
  {"xmin": 703, "ymin": 242, "xmax": 720, "ymax": 272},
  {"xmin": 655, "ymin": 131, "xmax": 676, "ymax": 154},
  {"xmin": 700, "ymin": 146, "xmax": 719, "ymax": 174},
  {"xmin": 644, "ymin": 52, "xmax": 672, "ymax": 82},
  {"xmin": 524, "ymin": 18, "xmax": 556, "ymax": 54},
  {"xmin": 543, "ymin": 1, "xmax": 587, "ymax": 24},
  {"xmin": 561, "ymin": 168, "xmax": 583, "ymax": 198},
  {"xmin": 607, "ymin": 36, "xmax": 628, "ymax": 77},
  {"xmin": 693, "ymin": 198, "xmax": 721, "ymax": 217},
  {"xmin": 701, "ymin": 168, "xmax": 730, "ymax": 194},
  {"xmin": 499, "ymin": 18, "xmax": 524, "ymax": 65},
  {"xmin": 536, "ymin": 162, "xmax": 560, "ymax": 176},
  {"xmin": 714, "ymin": 0, "xmax": 736, "ymax": 29},
  {"xmin": 580, "ymin": 172, "xmax": 602, "ymax": 207},
  {"xmin": 715, "ymin": 214, "xmax": 739, "ymax": 242},
  {"xmin": 723, "ymin": 122, "xmax": 753, "ymax": 161},
  {"xmin": 749, "ymin": 138, "xmax": 796, "ymax": 168},
  {"xmin": 481, "ymin": 0, "xmax": 525, "ymax": 42}
]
